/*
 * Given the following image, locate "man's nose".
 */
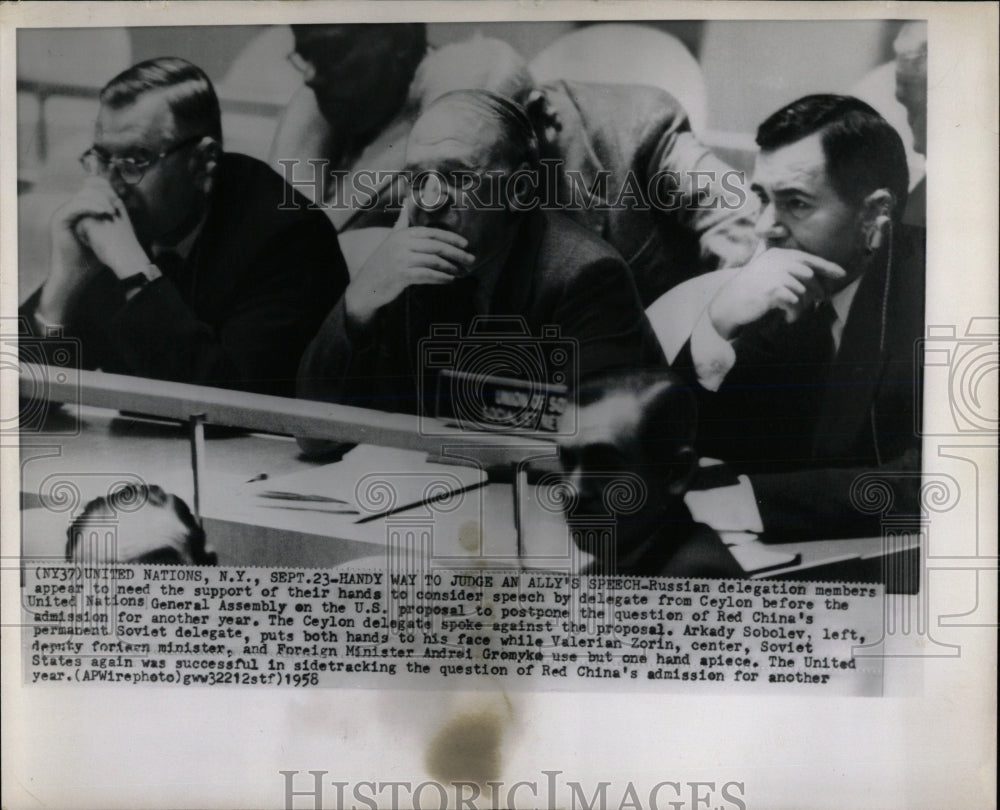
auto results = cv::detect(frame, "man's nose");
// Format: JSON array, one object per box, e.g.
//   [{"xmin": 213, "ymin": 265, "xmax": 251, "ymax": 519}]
[
  {"xmin": 754, "ymin": 201, "xmax": 789, "ymax": 242},
  {"xmin": 410, "ymin": 181, "xmax": 458, "ymax": 229},
  {"xmin": 106, "ymin": 168, "xmax": 130, "ymax": 199}
]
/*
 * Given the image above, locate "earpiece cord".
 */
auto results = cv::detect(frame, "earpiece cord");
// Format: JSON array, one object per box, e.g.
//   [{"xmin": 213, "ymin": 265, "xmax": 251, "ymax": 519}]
[{"xmin": 871, "ymin": 220, "xmax": 893, "ymax": 468}]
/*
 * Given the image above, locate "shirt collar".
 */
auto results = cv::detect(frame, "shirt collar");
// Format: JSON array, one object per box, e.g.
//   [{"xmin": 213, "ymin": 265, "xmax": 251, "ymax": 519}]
[{"xmin": 830, "ymin": 276, "xmax": 862, "ymax": 325}]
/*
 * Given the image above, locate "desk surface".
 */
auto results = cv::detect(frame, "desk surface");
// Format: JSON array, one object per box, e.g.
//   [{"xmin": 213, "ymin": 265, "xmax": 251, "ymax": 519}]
[{"xmin": 20, "ymin": 406, "xmax": 911, "ymax": 582}]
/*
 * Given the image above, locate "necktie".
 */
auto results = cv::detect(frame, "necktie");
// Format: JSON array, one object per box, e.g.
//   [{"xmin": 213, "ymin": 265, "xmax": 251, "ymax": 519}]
[{"xmin": 792, "ymin": 299, "xmax": 837, "ymax": 371}]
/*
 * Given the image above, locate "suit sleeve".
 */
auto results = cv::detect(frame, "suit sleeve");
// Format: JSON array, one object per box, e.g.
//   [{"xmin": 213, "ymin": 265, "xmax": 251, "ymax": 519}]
[
  {"xmin": 294, "ymin": 296, "xmax": 403, "ymax": 456},
  {"xmin": 644, "ymin": 102, "xmax": 760, "ymax": 271},
  {"xmin": 554, "ymin": 255, "xmax": 666, "ymax": 380},
  {"xmin": 296, "ymin": 297, "xmax": 387, "ymax": 405},
  {"xmin": 672, "ymin": 331, "xmax": 923, "ymax": 541},
  {"xmin": 107, "ymin": 216, "xmax": 346, "ymax": 397},
  {"xmin": 750, "ymin": 448, "xmax": 922, "ymax": 541},
  {"xmin": 19, "ymin": 278, "xmax": 114, "ymax": 375}
]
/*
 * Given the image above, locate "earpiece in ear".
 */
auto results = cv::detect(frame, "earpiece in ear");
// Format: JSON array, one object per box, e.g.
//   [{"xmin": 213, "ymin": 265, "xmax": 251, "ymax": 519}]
[{"xmin": 868, "ymin": 214, "xmax": 891, "ymax": 252}]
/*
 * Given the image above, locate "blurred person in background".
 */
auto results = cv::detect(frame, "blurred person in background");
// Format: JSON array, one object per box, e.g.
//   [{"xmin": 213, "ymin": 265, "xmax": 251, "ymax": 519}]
[
  {"xmin": 271, "ymin": 25, "xmax": 532, "ymax": 235},
  {"xmin": 893, "ymin": 21, "xmax": 927, "ymax": 227}
]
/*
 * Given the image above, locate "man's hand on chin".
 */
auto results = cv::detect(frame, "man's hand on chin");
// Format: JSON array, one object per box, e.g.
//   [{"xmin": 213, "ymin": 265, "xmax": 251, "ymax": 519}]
[
  {"xmin": 77, "ymin": 214, "xmax": 150, "ymax": 282},
  {"xmin": 707, "ymin": 247, "xmax": 846, "ymax": 339},
  {"xmin": 39, "ymin": 178, "xmax": 151, "ymax": 326},
  {"xmin": 67, "ymin": 179, "xmax": 150, "ymax": 282}
]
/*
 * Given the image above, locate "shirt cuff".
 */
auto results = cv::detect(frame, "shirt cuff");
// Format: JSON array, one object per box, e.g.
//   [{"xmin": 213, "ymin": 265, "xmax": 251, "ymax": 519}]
[
  {"xmin": 32, "ymin": 310, "xmax": 66, "ymax": 335},
  {"xmin": 685, "ymin": 474, "xmax": 765, "ymax": 533},
  {"xmin": 690, "ymin": 306, "xmax": 737, "ymax": 391}
]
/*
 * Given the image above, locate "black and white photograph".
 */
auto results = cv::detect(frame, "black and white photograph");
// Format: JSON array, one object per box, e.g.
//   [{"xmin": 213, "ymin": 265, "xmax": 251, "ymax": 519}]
[{"xmin": 1, "ymin": 2, "xmax": 996, "ymax": 809}]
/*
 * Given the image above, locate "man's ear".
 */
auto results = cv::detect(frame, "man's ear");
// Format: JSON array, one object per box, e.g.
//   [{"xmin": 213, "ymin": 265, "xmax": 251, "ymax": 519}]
[
  {"xmin": 667, "ymin": 445, "xmax": 699, "ymax": 498},
  {"xmin": 194, "ymin": 136, "xmax": 221, "ymax": 194},
  {"xmin": 507, "ymin": 160, "xmax": 537, "ymax": 211},
  {"xmin": 523, "ymin": 89, "xmax": 560, "ymax": 145},
  {"xmin": 861, "ymin": 188, "xmax": 895, "ymax": 251}
]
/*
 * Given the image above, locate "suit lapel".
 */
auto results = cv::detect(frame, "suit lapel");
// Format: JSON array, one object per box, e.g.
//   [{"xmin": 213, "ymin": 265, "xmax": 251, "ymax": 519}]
[
  {"xmin": 487, "ymin": 211, "xmax": 546, "ymax": 317},
  {"xmin": 811, "ymin": 255, "xmax": 889, "ymax": 461}
]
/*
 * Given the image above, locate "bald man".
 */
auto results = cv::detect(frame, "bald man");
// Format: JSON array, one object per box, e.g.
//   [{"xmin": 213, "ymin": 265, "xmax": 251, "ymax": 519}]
[{"xmin": 297, "ymin": 90, "xmax": 664, "ymax": 453}]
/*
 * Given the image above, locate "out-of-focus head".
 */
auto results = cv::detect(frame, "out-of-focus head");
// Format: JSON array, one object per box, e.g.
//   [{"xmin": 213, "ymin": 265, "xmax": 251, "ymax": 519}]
[
  {"xmin": 556, "ymin": 370, "xmax": 698, "ymax": 563},
  {"xmin": 894, "ymin": 21, "xmax": 927, "ymax": 155},
  {"xmin": 66, "ymin": 484, "xmax": 216, "ymax": 565},
  {"xmin": 408, "ymin": 36, "xmax": 535, "ymax": 110},
  {"xmin": 290, "ymin": 23, "xmax": 427, "ymax": 142},
  {"xmin": 91, "ymin": 57, "xmax": 222, "ymax": 245},
  {"xmin": 404, "ymin": 89, "xmax": 540, "ymax": 264},
  {"xmin": 751, "ymin": 94, "xmax": 908, "ymax": 276}
]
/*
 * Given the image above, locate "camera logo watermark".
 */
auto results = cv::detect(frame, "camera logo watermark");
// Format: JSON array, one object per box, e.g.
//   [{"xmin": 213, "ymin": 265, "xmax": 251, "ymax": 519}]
[{"xmin": 2, "ymin": 315, "xmax": 82, "ymax": 437}]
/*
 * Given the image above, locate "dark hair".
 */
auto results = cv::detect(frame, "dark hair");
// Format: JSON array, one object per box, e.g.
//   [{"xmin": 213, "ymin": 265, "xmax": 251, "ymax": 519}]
[
  {"xmin": 66, "ymin": 484, "xmax": 214, "ymax": 565},
  {"xmin": 756, "ymin": 94, "xmax": 909, "ymax": 219},
  {"xmin": 291, "ymin": 23, "xmax": 427, "ymax": 86},
  {"xmin": 100, "ymin": 57, "xmax": 222, "ymax": 143},
  {"xmin": 424, "ymin": 89, "xmax": 541, "ymax": 172},
  {"xmin": 577, "ymin": 368, "xmax": 697, "ymax": 456}
]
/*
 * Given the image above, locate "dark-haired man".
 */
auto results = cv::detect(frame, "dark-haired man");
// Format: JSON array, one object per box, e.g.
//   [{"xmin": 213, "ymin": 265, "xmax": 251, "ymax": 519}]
[
  {"xmin": 66, "ymin": 485, "xmax": 215, "ymax": 566},
  {"xmin": 556, "ymin": 369, "xmax": 743, "ymax": 577},
  {"xmin": 21, "ymin": 57, "xmax": 346, "ymax": 397},
  {"xmin": 271, "ymin": 24, "xmax": 427, "ymax": 230},
  {"xmin": 654, "ymin": 94, "xmax": 924, "ymax": 541},
  {"xmin": 297, "ymin": 90, "xmax": 664, "ymax": 451}
]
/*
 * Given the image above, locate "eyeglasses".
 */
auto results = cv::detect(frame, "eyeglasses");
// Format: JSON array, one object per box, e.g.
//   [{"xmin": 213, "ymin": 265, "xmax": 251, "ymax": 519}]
[{"xmin": 79, "ymin": 134, "xmax": 207, "ymax": 185}]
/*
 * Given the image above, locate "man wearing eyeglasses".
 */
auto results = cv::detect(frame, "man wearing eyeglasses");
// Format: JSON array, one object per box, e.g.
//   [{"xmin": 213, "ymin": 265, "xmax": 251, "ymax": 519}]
[
  {"xmin": 296, "ymin": 90, "xmax": 665, "ymax": 455},
  {"xmin": 21, "ymin": 57, "xmax": 346, "ymax": 397}
]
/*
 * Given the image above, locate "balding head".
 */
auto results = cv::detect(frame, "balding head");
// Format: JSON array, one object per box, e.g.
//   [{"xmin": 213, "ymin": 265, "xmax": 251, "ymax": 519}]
[{"xmin": 404, "ymin": 90, "xmax": 540, "ymax": 262}]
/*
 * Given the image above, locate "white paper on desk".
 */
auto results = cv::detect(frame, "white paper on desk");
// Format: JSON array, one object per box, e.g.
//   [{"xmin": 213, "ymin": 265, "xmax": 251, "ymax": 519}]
[
  {"xmin": 249, "ymin": 445, "xmax": 486, "ymax": 522},
  {"xmin": 727, "ymin": 542, "xmax": 800, "ymax": 574},
  {"xmin": 685, "ymin": 474, "xmax": 765, "ymax": 533}
]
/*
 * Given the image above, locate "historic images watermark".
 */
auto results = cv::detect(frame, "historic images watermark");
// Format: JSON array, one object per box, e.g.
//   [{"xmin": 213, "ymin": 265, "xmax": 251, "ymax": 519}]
[
  {"xmin": 279, "ymin": 769, "xmax": 748, "ymax": 810},
  {"xmin": 275, "ymin": 162, "xmax": 749, "ymax": 215}
]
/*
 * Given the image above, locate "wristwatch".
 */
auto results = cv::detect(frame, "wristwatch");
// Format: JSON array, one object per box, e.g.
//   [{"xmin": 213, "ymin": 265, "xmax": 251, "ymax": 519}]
[{"xmin": 119, "ymin": 263, "xmax": 163, "ymax": 295}]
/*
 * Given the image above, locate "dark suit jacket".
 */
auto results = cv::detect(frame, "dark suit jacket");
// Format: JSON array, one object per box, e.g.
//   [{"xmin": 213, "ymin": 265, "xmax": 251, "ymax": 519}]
[
  {"xmin": 671, "ymin": 227, "xmax": 926, "ymax": 540},
  {"xmin": 21, "ymin": 153, "xmax": 347, "ymax": 398},
  {"xmin": 539, "ymin": 80, "xmax": 760, "ymax": 306},
  {"xmin": 298, "ymin": 210, "xmax": 666, "ymax": 424},
  {"xmin": 581, "ymin": 503, "xmax": 745, "ymax": 578}
]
